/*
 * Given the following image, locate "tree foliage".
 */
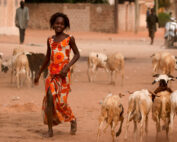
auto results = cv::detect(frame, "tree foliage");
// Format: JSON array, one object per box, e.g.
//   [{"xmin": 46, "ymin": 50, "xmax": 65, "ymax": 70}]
[
  {"xmin": 158, "ymin": 0, "xmax": 171, "ymax": 8},
  {"xmin": 25, "ymin": 0, "xmax": 108, "ymax": 3}
]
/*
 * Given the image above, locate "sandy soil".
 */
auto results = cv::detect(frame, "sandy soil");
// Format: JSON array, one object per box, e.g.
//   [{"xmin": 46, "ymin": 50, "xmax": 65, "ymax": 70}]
[{"xmin": 0, "ymin": 29, "xmax": 177, "ymax": 142}]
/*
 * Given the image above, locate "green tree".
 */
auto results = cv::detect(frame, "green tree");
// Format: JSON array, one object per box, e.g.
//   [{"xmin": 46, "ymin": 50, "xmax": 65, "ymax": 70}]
[{"xmin": 158, "ymin": 0, "xmax": 171, "ymax": 9}]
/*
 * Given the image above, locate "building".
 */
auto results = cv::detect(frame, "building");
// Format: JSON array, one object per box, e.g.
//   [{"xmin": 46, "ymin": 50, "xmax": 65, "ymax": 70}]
[{"xmin": 0, "ymin": 0, "xmax": 21, "ymax": 35}]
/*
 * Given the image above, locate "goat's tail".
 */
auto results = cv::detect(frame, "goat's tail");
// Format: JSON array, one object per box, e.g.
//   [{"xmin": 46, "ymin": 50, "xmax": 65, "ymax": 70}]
[
  {"xmin": 161, "ymin": 97, "xmax": 167, "ymax": 120},
  {"xmin": 135, "ymin": 96, "xmax": 141, "ymax": 122}
]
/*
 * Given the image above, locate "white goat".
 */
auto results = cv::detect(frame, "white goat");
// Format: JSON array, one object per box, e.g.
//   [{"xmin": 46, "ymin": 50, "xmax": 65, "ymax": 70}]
[
  {"xmin": 151, "ymin": 52, "xmax": 176, "ymax": 74},
  {"xmin": 124, "ymin": 89, "xmax": 153, "ymax": 142},
  {"xmin": 13, "ymin": 53, "xmax": 31, "ymax": 88},
  {"xmin": 88, "ymin": 52, "xmax": 108, "ymax": 82}
]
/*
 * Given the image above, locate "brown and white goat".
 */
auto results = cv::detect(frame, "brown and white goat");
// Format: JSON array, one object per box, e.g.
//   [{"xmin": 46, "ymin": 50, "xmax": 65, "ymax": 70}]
[
  {"xmin": 152, "ymin": 74, "xmax": 174, "ymax": 140},
  {"xmin": 97, "ymin": 93, "xmax": 124, "ymax": 142}
]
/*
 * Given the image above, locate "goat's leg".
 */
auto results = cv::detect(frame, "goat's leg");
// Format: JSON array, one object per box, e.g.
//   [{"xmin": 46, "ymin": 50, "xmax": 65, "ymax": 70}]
[
  {"xmin": 16, "ymin": 69, "xmax": 20, "ymax": 88},
  {"xmin": 120, "ymin": 69, "xmax": 124, "ymax": 86},
  {"xmin": 97, "ymin": 116, "xmax": 105, "ymax": 142},
  {"xmin": 165, "ymin": 118, "xmax": 170, "ymax": 140},
  {"xmin": 124, "ymin": 112, "xmax": 131, "ymax": 140},
  {"xmin": 156, "ymin": 118, "xmax": 160, "ymax": 142},
  {"xmin": 140, "ymin": 114, "xmax": 145, "ymax": 142},
  {"xmin": 116, "ymin": 115, "xmax": 124, "ymax": 137},
  {"xmin": 31, "ymin": 71, "xmax": 34, "ymax": 87},
  {"xmin": 145, "ymin": 116, "xmax": 149, "ymax": 136},
  {"xmin": 110, "ymin": 71, "xmax": 114, "ymax": 85},
  {"xmin": 169, "ymin": 107, "xmax": 175, "ymax": 135},
  {"xmin": 111, "ymin": 117, "xmax": 118, "ymax": 142},
  {"xmin": 103, "ymin": 117, "xmax": 112, "ymax": 133},
  {"xmin": 10, "ymin": 64, "xmax": 14, "ymax": 84},
  {"xmin": 89, "ymin": 64, "xmax": 96, "ymax": 82},
  {"xmin": 87, "ymin": 67, "xmax": 91, "ymax": 82},
  {"xmin": 114, "ymin": 71, "xmax": 117, "ymax": 85},
  {"xmin": 26, "ymin": 70, "xmax": 31, "ymax": 88},
  {"xmin": 133, "ymin": 120, "xmax": 138, "ymax": 142},
  {"xmin": 92, "ymin": 65, "xmax": 97, "ymax": 82}
]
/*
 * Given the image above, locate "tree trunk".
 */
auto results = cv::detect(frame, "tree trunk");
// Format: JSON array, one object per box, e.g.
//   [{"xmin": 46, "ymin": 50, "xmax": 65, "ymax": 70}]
[{"xmin": 114, "ymin": 0, "xmax": 118, "ymax": 33}]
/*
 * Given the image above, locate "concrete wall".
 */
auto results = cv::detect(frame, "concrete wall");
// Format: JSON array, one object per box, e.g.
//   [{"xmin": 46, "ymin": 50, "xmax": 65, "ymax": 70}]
[
  {"xmin": 0, "ymin": 0, "xmax": 20, "ymax": 35},
  {"xmin": 27, "ymin": 3, "xmax": 115, "ymax": 33},
  {"xmin": 0, "ymin": 1, "xmax": 155, "ymax": 35}
]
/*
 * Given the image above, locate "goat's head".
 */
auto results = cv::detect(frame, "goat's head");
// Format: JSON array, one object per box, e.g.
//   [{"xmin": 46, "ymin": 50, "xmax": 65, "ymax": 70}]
[
  {"xmin": 152, "ymin": 74, "xmax": 175, "ymax": 87},
  {"xmin": 119, "ymin": 93, "xmax": 125, "ymax": 98},
  {"xmin": 1, "ymin": 64, "xmax": 8, "ymax": 73},
  {"xmin": 0, "ymin": 53, "xmax": 3, "ymax": 59},
  {"xmin": 1, "ymin": 60, "xmax": 9, "ymax": 73}
]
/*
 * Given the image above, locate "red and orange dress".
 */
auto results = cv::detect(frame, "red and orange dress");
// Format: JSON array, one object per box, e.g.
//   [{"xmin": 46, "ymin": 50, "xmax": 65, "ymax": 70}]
[{"xmin": 42, "ymin": 36, "xmax": 75, "ymax": 125}]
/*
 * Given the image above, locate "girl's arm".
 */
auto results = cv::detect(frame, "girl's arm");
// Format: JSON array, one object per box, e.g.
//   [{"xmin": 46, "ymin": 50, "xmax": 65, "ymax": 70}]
[
  {"xmin": 34, "ymin": 39, "xmax": 51, "ymax": 84},
  {"xmin": 59, "ymin": 36, "xmax": 80, "ymax": 78}
]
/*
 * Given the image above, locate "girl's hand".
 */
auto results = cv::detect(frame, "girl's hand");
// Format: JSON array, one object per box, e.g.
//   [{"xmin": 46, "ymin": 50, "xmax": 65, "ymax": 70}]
[
  {"xmin": 34, "ymin": 73, "xmax": 40, "ymax": 85},
  {"xmin": 60, "ymin": 64, "xmax": 70, "ymax": 78}
]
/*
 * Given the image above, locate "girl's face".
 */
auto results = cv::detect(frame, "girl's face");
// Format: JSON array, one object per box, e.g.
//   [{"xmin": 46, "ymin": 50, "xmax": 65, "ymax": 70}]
[{"xmin": 53, "ymin": 17, "xmax": 65, "ymax": 33}]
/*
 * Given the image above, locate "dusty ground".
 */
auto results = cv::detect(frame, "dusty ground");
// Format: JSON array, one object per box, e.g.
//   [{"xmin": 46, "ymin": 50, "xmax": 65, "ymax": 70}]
[{"xmin": 0, "ymin": 29, "xmax": 177, "ymax": 142}]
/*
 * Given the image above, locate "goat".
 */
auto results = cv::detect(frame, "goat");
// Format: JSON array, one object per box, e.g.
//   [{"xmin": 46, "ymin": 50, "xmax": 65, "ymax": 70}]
[
  {"xmin": 26, "ymin": 52, "xmax": 48, "ymax": 85},
  {"xmin": 124, "ymin": 89, "xmax": 154, "ymax": 142},
  {"xmin": 169, "ymin": 90, "xmax": 177, "ymax": 135},
  {"xmin": 87, "ymin": 52, "xmax": 108, "ymax": 82},
  {"xmin": 13, "ymin": 53, "xmax": 31, "ymax": 88},
  {"xmin": 152, "ymin": 74, "xmax": 174, "ymax": 140},
  {"xmin": 107, "ymin": 52, "xmax": 124, "ymax": 85},
  {"xmin": 97, "ymin": 93, "xmax": 124, "ymax": 142},
  {"xmin": 151, "ymin": 52, "xmax": 176, "ymax": 75}
]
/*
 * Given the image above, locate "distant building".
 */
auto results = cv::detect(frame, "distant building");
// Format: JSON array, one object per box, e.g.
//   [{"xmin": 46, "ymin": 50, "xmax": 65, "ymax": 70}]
[{"xmin": 0, "ymin": 0, "xmax": 21, "ymax": 35}]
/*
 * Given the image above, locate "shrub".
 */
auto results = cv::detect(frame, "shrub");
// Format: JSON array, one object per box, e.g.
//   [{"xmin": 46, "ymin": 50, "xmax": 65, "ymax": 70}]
[{"xmin": 158, "ymin": 12, "xmax": 170, "ymax": 27}]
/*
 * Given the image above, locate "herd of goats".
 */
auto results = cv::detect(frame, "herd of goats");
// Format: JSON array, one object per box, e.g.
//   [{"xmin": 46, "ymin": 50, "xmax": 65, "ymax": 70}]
[{"xmin": 0, "ymin": 47, "xmax": 177, "ymax": 142}]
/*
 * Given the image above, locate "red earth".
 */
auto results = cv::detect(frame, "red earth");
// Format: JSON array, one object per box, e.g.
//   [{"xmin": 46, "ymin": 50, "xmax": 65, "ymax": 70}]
[{"xmin": 0, "ymin": 28, "xmax": 177, "ymax": 142}]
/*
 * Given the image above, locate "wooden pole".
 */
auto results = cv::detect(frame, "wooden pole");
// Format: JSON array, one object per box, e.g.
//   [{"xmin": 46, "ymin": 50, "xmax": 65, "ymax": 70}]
[
  {"xmin": 135, "ymin": 0, "xmax": 139, "ymax": 33},
  {"xmin": 114, "ymin": 0, "xmax": 118, "ymax": 33},
  {"xmin": 155, "ymin": 0, "xmax": 158, "ymax": 16},
  {"xmin": 175, "ymin": 0, "xmax": 177, "ymax": 19}
]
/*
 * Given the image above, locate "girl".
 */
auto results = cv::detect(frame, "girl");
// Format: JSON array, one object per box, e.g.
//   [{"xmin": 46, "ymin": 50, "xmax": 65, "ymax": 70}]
[{"xmin": 34, "ymin": 12, "xmax": 80, "ymax": 137}]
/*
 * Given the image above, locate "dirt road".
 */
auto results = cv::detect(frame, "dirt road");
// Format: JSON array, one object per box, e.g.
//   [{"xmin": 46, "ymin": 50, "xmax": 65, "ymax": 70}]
[{"xmin": 0, "ymin": 29, "xmax": 177, "ymax": 142}]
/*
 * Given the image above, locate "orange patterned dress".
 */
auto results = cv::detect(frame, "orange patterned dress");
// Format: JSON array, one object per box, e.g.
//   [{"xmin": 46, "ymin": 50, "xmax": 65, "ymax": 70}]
[{"xmin": 42, "ymin": 36, "xmax": 75, "ymax": 125}]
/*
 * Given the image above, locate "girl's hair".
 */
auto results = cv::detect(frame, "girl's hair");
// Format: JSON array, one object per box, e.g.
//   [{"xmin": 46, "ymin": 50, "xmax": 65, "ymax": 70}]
[{"xmin": 50, "ymin": 12, "xmax": 70, "ymax": 29}]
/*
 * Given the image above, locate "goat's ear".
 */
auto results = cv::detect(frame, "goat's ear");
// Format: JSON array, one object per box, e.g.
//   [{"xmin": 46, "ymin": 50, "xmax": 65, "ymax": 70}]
[
  {"xmin": 168, "ymin": 74, "xmax": 174, "ymax": 78},
  {"xmin": 171, "ymin": 78, "xmax": 175, "ymax": 81},
  {"xmin": 153, "ymin": 74, "xmax": 159, "ymax": 77},
  {"xmin": 152, "ymin": 80, "xmax": 156, "ymax": 84},
  {"xmin": 150, "ymin": 54, "xmax": 155, "ymax": 58},
  {"xmin": 119, "ymin": 93, "xmax": 125, "ymax": 98},
  {"xmin": 127, "ymin": 91, "xmax": 133, "ymax": 94}
]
